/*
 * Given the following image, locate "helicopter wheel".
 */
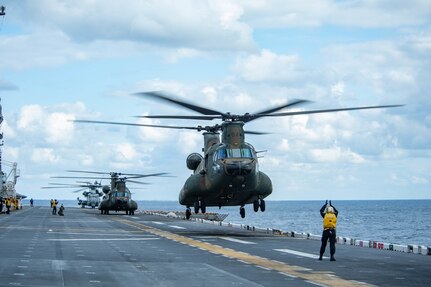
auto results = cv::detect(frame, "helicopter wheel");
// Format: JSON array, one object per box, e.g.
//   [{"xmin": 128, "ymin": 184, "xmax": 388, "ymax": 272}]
[
  {"xmin": 200, "ymin": 201, "xmax": 206, "ymax": 214},
  {"xmin": 260, "ymin": 199, "xmax": 266, "ymax": 212},
  {"xmin": 193, "ymin": 202, "xmax": 200, "ymax": 214},
  {"xmin": 186, "ymin": 208, "xmax": 191, "ymax": 220},
  {"xmin": 100, "ymin": 210, "xmax": 103, "ymax": 214},
  {"xmin": 240, "ymin": 206, "xmax": 246, "ymax": 218},
  {"xmin": 253, "ymin": 200, "xmax": 259, "ymax": 212}
]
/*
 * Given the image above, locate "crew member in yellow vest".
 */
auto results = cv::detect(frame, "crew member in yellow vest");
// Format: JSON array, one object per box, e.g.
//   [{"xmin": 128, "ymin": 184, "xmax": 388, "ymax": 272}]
[
  {"xmin": 52, "ymin": 199, "xmax": 57, "ymax": 215},
  {"xmin": 319, "ymin": 200, "xmax": 338, "ymax": 261}
]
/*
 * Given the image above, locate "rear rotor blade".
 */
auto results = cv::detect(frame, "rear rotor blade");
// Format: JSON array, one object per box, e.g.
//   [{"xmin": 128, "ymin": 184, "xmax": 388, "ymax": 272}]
[
  {"xmin": 262, "ymin": 104, "xmax": 404, "ymax": 118},
  {"xmin": 135, "ymin": 91, "xmax": 224, "ymax": 116},
  {"xmin": 247, "ymin": 99, "xmax": 311, "ymax": 122}
]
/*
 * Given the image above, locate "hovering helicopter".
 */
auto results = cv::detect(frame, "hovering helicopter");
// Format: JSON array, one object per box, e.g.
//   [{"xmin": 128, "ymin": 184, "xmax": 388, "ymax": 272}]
[
  {"xmin": 42, "ymin": 181, "xmax": 103, "ymax": 208},
  {"xmin": 52, "ymin": 170, "xmax": 167, "ymax": 215},
  {"xmin": 75, "ymin": 91, "xmax": 403, "ymax": 219}
]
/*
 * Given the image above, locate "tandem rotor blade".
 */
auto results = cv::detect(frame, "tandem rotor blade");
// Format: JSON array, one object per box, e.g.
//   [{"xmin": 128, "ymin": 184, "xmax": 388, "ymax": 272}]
[
  {"xmin": 74, "ymin": 119, "xmax": 205, "ymax": 130},
  {"xmin": 246, "ymin": 99, "xmax": 311, "ymax": 122},
  {"xmin": 134, "ymin": 91, "xmax": 224, "ymax": 116},
  {"xmin": 260, "ymin": 104, "xmax": 404, "ymax": 118}
]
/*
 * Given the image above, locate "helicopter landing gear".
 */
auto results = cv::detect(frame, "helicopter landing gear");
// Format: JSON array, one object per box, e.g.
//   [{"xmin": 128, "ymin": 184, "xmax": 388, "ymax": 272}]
[
  {"xmin": 100, "ymin": 209, "xmax": 103, "ymax": 214},
  {"xmin": 193, "ymin": 201, "xmax": 206, "ymax": 214},
  {"xmin": 253, "ymin": 199, "xmax": 266, "ymax": 212},
  {"xmin": 240, "ymin": 206, "xmax": 245, "ymax": 218},
  {"xmin": 185, "ymin": 208, "xmax": 191, "ymax": 220},
  {"xmin": 260, "ymin": 199, "xmax": 266, "ymax": 212}
]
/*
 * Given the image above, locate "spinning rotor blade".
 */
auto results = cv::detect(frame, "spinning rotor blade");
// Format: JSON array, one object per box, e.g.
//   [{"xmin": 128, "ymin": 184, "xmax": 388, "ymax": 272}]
[
  {"xmin": 52, "ymin": 176, "xmax": 111, "ymax": 180},
  {"xmin": 122, "ymin": 172, "xmax": 168, "ymax": 178},
  {"xmin": 66, "ymin": 170, "xmax": 108, "ymax": 175},
  {"xmin": 135, "ymin": 91, "xmax": 223, "ymax": 116},
  {"xmin": 72, "ymin": 188, "xmax": 89, "ymax": 193},
  {"xmin": 74, "ymin": 119, "xmax": 210, "ymax": 131},
  {"xmin": 66, "ymin": 170, "xmax": 168, "ymax": 177},
  {"xmin": 124, "ymin": 179, "xmax": 151, "ymax": 185},
  {"xmin": 245, "ymin": 99, "xmax": 311, "ymax": 122},
  {"xmin": 261, "ymin": 104, "xmax": 404, "ymax": 118},
  {"xmin": 135, "ymin": 91, "xmax": 311, "ymax": 122}
]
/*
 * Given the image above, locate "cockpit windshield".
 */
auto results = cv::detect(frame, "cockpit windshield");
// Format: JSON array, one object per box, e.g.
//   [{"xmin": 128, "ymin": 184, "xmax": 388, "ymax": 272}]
[
  {"xmin": 215, "ymin": 147, "xmax": 255, "ymax": 160},
  {"xmin": 114, "ymin": 192, "xmax": 129, "ymax": 197}
]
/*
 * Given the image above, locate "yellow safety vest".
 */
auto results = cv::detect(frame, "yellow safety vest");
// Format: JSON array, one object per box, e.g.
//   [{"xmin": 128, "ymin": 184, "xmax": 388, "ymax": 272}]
[{"xmin": 323, "ymin": 212, "xmax": 337, "ymax": 229}]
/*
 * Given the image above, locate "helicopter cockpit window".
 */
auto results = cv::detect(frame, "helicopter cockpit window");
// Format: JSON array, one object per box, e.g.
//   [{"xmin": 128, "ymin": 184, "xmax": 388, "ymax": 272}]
[{"xmin": 215, "ymin": 148, "xmax": 255, "ymax": 160}]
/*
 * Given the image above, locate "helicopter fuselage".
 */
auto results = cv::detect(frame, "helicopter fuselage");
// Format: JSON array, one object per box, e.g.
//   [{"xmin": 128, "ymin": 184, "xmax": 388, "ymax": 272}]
[
  {"xmin": 99, "ymin": 185, "xmax": 138, "ymax": 215},
  {"xmin": 179, "ymin": 141, "xmax": 272, "ymax": 207}
]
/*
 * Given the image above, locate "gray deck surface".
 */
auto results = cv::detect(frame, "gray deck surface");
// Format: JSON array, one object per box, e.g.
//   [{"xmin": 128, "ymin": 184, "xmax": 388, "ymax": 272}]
[{"xmin": 0, "ymin": 207, "xmax": 430, "ymax": 287}]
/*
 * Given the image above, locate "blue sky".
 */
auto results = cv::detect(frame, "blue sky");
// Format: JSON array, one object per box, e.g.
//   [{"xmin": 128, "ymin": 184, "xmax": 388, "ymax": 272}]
[{"xmin": 0, "ymin": 0, "xmax": 430, "ymax": 201}]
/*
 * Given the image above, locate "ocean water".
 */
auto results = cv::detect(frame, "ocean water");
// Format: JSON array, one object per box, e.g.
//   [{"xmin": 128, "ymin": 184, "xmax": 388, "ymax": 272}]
[{"xmin": 27, "ymin": 199, "xmax": 431, "ymax": 246}]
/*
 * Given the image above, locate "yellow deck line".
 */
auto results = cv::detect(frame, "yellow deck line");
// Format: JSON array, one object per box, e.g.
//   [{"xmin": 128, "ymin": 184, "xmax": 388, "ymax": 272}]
[{"xmin": 118, "ymin": 219, "xmax": 372, "ymax": 287}]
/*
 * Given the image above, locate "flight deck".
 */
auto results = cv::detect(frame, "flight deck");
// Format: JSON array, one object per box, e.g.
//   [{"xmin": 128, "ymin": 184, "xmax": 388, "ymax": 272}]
[{"xmin": 0, "ymin": 207, "xmax": 430, "ymax": 287}]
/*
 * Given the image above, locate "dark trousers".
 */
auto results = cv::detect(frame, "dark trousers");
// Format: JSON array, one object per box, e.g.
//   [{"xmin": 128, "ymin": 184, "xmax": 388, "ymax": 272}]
[
  {"xmin": 320, "ymin": 228, "xmax": 336, "ymax": 257},
  {"xmin": 52, "ymin": 206, "xmax": 57, "ymax": 215}
]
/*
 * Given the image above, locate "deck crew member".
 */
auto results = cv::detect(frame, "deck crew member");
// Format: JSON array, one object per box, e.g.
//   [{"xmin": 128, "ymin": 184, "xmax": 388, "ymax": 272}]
[
  {"xmin": 319, "ymin": 200, "xmax": 338, "ymax": 261},
  {"xmin": 52, "ymin": 199, "xmax": 57, "ymax": 215}
]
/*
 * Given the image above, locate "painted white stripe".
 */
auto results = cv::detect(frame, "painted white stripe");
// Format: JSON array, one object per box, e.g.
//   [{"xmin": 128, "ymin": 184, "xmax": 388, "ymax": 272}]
[
  {"xmin": 274, "ymin": 249, "xmax": 327, "ymax": 259},
  {"xmin": 47, "ymin": 238, "xmax": 160, "ymax": 241},
  {"xmin": 219, "ymin": 237, "xmax": 256, "ymax": 244},
  {"xmin": 169, "ymin": 225, "xmax": 186, "ymax": 230},
  {"xmin": 47, "ymin": 231, "xmax": 153, "ymax": 236},
  {"xmin": 151, "ymin": 221, "xmax": 165, "ymax": 225}
]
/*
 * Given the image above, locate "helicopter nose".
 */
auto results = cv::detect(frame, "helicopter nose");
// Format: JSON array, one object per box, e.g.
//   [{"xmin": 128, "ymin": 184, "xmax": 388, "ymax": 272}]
[{"xmin": 224, "ymin": 161, "xmax": 253, "ymax": 176}]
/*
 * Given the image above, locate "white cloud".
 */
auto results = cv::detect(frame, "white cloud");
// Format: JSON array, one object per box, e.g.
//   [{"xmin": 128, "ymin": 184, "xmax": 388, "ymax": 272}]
[
  {"xmin": 239, "ymin": 0, "xmax": 431, "ymax": 28},
  {"xmin": 16, "ymin": 104, "xmax": 76, "ymax": 145},
  {"xmin": 178, "ymin": 131, "xmax": 201, "ymax": 154},
  {"xmin": 31, "ymin": 148, "xmax": 60, "ymax": 164},
  {"xmin": 13, "ymin": 0, "xmax": 254, "ymax": 51},
  {"xmin": 233, "ymin": 50, "xmax": 309, "ymax": 83},
  {"xmin": 309, "ymin": 146, "xmax": 366, "ymax": 164},
  {"xmin": 115, "ymin": 143, "xmax": 139, "ymax": 161}
]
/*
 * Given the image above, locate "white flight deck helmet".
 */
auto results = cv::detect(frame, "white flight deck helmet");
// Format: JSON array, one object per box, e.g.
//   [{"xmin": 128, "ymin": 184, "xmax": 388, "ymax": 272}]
[{"xmin": 327, "ymin": 206, "xmax": 334, "ymax": 213}]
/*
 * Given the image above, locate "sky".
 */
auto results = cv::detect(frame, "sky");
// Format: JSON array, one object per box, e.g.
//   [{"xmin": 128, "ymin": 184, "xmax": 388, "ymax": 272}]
[{"xmin": 0, "ymin": 0, "xmax": 430, "ymax": 202}]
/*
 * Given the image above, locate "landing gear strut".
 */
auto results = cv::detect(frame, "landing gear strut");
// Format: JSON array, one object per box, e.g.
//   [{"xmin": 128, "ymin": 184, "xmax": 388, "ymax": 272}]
[
  {"xmin": 240, "ymin": 206, "xmax": 245, "ymax": 218},
  {"xmin": 193, "ymin": 201, "xmax": 206, "ymax": 214},
  {"xmin": 185, "ymin": 207, "xmax": 191, "ymax": 220},
  {"xmin": 253, "ymin": 199, "xmax": 266, "ymax": 212}
]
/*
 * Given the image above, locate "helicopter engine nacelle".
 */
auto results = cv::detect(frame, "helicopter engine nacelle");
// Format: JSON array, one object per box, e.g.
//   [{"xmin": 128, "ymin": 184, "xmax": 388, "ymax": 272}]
[
  {"xmin": 102, "ymin": 185, "xmax": 110, "ymax": 194},
  {"xmin": 186, "ymin": 153, "xmax": 203, "ymax": 171}
]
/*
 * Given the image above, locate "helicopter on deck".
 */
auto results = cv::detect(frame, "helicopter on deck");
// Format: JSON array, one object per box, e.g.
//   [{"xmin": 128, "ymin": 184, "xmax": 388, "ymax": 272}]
[
  {"xmin": 75, "ymin": 91, "xmax": 402, "ymax": 219},
  {"xmin": 42, "ymin": 181, "xmax": 103, "ymax": 208},
  {"xmin": 52, "ymin": 170, "xmax": 167, "ymax": 215}
]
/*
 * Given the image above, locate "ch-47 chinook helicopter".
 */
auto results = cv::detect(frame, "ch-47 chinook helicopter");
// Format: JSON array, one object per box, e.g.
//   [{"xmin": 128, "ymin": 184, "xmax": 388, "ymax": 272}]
[
  {"xmin": 75, "ymin": 91, "xmax": 403, "ymax": 219},
  {"xmin": 52, "ymin": 170, "xmax": 167, "ymax": 215},
  {"xmin": 42, "ymin": 181, "xmax": 103, "ymax": 208}
]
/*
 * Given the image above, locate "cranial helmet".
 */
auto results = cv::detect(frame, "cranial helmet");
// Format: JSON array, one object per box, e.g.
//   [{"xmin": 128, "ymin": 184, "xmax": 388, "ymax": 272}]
[{"xmin": 327, "ymin": 206, "xmax": 334, "ymax": 213}]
